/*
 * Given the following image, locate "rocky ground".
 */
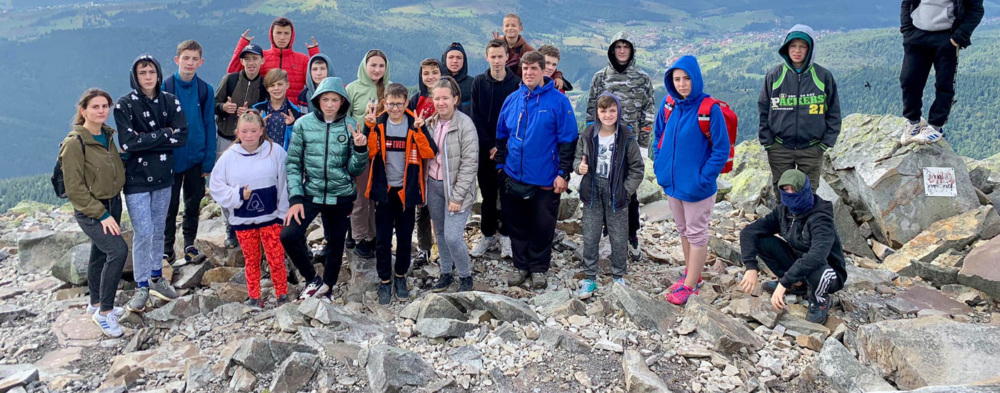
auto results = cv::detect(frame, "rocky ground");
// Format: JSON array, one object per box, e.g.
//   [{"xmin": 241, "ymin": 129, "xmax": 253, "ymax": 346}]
[{"xmin": 0, "ymin": 114, "xmax": 999, "ymax": 393}]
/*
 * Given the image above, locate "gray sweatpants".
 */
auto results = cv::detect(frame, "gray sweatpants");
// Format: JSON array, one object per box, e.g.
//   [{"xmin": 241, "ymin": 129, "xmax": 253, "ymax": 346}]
[
  {"xmin": 582, "ymin": 177, "xmax": 628, "ymax": 280},
  {"xmin": 125, "ymin": 187, "xmax": 171, "ymax": 284},
  {"xmin": 425, "ymin": 179, "xmax": 472, "ymax": 278}
]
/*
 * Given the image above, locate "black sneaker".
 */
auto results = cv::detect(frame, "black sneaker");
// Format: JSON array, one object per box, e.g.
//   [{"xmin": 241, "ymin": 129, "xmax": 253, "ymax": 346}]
[
  {"xmin": 377, "ymin": 282, "xmax": 392, "ymax": 305},
  {"xmin": 184, "ymin": 245, "xmax": 207, "ymax": 264},
  {"xmin": 394, "ymin": 276, "xmax": 410, "ymax": 301},
  {"xmin": 354, "ymin": 239, "xmax": 375, "ymax": 259},
  {"xmin": 432, "ymin": 273, "xmax": 454, "ymax": 293},
  {"xmin": 245, "ymin": 297, "xmax": 264, "ymax": 308},
  {"xmin": 458, "ymin": 276, "xmax": 474, "ymax": 292},
  {"xmin": 345, "ymin": 237, "xmax": 356, "ymax": 250},
  {"xmin": 224, "ymin": 237, "xmax": 240, "ymax": 249},
  {"xmin": 762, "ymin": 281, "xmax": 808, "ymax": 296},
  {"xmin": 628, "ymin": 237, "xmax": 642, "ymax": 262},
  {"xmin": 312, "ymin": 248, "xmax": 327, "ymax": 262},
  {"xmin": 806, "ymin": 298, "xmax": 830, "ymax": 324},
  {"xmin": 298, "ymin": 277, "xmax": 325, "ymax": 301},
  {"xmin": 413, "ymin": 249, "xmax": 431, "ymax": 268},
  {"xmin": 277, "ymin": 295, "xmax": 289, "ymax": 305}
]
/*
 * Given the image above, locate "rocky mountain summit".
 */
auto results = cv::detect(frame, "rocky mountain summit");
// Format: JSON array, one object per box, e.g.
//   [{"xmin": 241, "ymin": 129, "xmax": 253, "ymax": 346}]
[{"xmin": 0, "ymin": 114, "xmax": 999, "ymax": 392}]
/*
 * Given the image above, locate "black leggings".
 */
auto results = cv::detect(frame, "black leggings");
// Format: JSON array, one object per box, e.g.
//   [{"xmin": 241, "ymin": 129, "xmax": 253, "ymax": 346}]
[
  {"xmin": 75, "ymin": 196, "xmax": 128, "ymax": 312},
  {"xmin": 279, "ymin": 200, "xmax": 352, "ymax": 287}
]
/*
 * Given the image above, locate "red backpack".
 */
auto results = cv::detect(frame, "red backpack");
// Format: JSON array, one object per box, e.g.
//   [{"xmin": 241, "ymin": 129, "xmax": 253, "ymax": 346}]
[{"xmin": 656, "ymin": 96, "xmax": 738, "ymax": 173}]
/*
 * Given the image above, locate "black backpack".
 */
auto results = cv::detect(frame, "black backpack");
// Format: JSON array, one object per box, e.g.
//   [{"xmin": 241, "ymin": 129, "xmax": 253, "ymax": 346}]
[{"xmin": 51, "ymin": 135, "xmax": 85, "ymax": 198}]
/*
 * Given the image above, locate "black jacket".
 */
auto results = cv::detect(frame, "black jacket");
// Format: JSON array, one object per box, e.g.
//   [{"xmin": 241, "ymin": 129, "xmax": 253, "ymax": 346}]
[
  {"xmin": 901, "ymin": 0, "xmax": 985, "ymax": 48},
  {"xmin": 739, "ymin": 195, "xmax": 847, "ymax": 289},
  {"xmin": 470, "ymin": 67, "xmax": 521, "ymax": 150},
  {"xmin": 574, "ymin": 123, "xmax": 644, "ymax": 211},
  {"xmin": 114, "ymin": 54, "xmax": 188, "ymax": 194}
]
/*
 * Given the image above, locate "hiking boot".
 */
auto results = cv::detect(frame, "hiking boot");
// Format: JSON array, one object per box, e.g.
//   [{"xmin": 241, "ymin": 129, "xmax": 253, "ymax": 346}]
[
  {"xmin": 470, "ymin": 235, "xmax": 498, "ymax": 258},
  {"xmin": 913, "ymin": 124, "xmax": 944, "ymax": 144},
  {"xmin": 298, "ymin": 277, "xmax": 326, "ymax": 301},
  {"xmin": 666, "ymin": 285, "xmax": 699, "ymax": 305},
  {"xmin": 499, "ymin": 236, "xmax": 513, "ymax": 259},
  {"xmin": 245, "ymin": 297, "xmax": 264, "ymax": 308},
  {"xmin": 531, "ymin": 273, "xmax": 548, "ymax": 290},
  {"xmin": 394, "ymin": 276, "xmax": 410, "ymax": 301},
  {"xmin": 126, "ymin": 288, "xmax": 149, "ymax": 313},
  {"xmin": 806, "ymin": 298, "xmax": 831, "ymax": 324},
  {"xmin": 899, "ymin": 117, "xmax": 926, "ymax": 145},
  {"xmin": 92, "ymin": 311, "xmax": 123, "ymax": 338},
  {"xmin": 414, "ymin": 249, "xmax": 431, "ymax": 267},
  {"xmin": 668, "ymin": 269, "xmax": 703, "ymax": 293},
  {"xmin": 762, "ymin": 281, "xmax": 808, "ymax": 296},
  {"xmin": 345, "ymin": 237, "xmax": 356, "ymax": 250},
  {"xmin": 458, "ymin": 276, "xmax": 474, "ymax": 292},
  {"xmin": 613, "ymin": 277, "xmax": 628, "ymax": 287},
  {"xmin": 628, "ymin": 237, "xmax": 642, "ymax": 262},
  {"xmin": 277, "ymin": 295, "xmax": 289, "ymax": 305},
  {"xmin": 577, "ymin": 279, "xmax": 597, "ymax": 300},
  {"xmin": 354, "ymin": 239, "xmax": 375, "ymax": 259},
  {"xmin": 184, "ymin": 245, "xmax": 206, "ymax": 264},
  {"xmin": 149, "ymin": 276, "xmax": 178, "ymax": 301},
  {"xmin": 87, "ymin": 304, "xmax": 125, "ymax": 317},
  {"xmin": 377, "ymin": 282, "xmax": 392, "ymax": 305},
  {"xmin": 507, "ymin": 269, "xmax": 530, "ymax": 287},
  {"xmin": 432, "ymin": 273, "xmax": 454, "ymax": 293}
]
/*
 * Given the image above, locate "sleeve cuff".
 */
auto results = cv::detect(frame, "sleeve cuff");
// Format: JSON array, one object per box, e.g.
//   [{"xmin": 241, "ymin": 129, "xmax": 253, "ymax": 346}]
[
  {"xmin": 289, "ymin": 195, "xmax": 304, "ymax": 205},
  {"xmin": 353, "ymin": 144, "xmax": 368, "ymax": 153},
  {"xmin": 99, "ymin": 212, "xmax": 111, "ymax": 221}
]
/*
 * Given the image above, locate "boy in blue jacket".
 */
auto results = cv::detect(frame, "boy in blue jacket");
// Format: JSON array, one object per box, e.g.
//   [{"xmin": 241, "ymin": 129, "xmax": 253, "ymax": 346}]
[
  {"xmin": 162, "ymin": 40, "xmax": 216, "ymax": 265},
  {"xmin": 253, "ymin": 68, "xmax": 302, "ymax": 149},
  {"xmin": 495, "ymin": 51, "xmax": 578, "ymax": 291}
]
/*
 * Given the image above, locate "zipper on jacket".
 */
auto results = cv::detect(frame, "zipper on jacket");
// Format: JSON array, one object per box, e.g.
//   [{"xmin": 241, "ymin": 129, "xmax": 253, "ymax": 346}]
[{"xmin": 323, "ymin": 123, "xmax": 330, "ymax": 203}]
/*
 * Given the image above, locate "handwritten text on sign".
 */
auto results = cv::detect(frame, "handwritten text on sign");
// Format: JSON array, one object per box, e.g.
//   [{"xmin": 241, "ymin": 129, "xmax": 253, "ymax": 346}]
[{"xmin": 924, "ymin": 167, "xmax": 957, "ymax": 197}]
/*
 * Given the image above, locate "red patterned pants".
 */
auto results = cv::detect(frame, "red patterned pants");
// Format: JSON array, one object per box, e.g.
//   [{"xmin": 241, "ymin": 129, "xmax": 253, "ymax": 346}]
[{"xmin": 235, "ymin": 223, "xmax": 288, "ymax": 299}]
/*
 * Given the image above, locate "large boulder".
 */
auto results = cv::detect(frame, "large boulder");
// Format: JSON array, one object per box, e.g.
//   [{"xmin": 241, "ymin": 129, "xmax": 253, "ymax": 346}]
[
  {"xmin": 193, "ymin": 218, "xmax": 244, "ymax": 267},
  {"xmin": 817, "ymin": 179, "xmax": 878, "ymax": 259},
  {"xmin": 857, "ymin": 316, "xmax": 1000, "ymax": 390},
  {"xmin": 720, "ymin": 140, "xmax": 771, "ymax": 210},
  {"xmin": 439, "ymin": 291, "xmax": 540, "ymax": 324},
  {"xmin": 829, "ymin": 114, "xmax": 982, "ymax": 247},
  {"xmin": 958, "ymin": 235, "xmax": 1000, "ymax": 299},
  {"xmin": 606, "ymin": 283, "xmax": 680, "ymax": 335},
  {"xmin": 813, "ymin": 337, "xmax": 896, "ymax": 393},
  {"xmin": 622, "ymin": 349, "xmax": 672, "ymax": 393},
  {"xmin": 16, "ymin": 229, "xmax": 89, "ymax": 274},
  {"xmin": 416, "ymin": 318, "xmax": 479, "ymax": 339},
  {"xmin": 362, "ymin": 345, "xmax": 435, "ymax": 393},
  {"xmin": 678, "ymin": 296, "xmax": 765, "ymax": 355},
  {"xmin": 227, "ymin": 338, "xmax": 318, "ymax": 375},
  {"xmin": 883, "ymin": 205, "xmax": 1000, "ymax": 278},
  {"xmin": 50, "ymin": 243, "xmax": 90, "ymax": 285},
  {"xmin": 268, "ymin": 352, "xmax": 319, "ymax": 393},
  {"xmin": 145, "ymin": 295, "xmax": 229, "ymax": 326}
]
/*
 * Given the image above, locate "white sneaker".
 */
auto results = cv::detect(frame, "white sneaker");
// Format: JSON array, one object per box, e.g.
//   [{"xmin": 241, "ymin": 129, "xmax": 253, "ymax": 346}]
[
  {"xmin": 470, "ymin": 235, "xmax": 498, "ymax": 258},
  {"xmin": 912, "ymin": 125, "xmax": 944, "ymax": 145},
  {"xmin": 87, "ymin": 304, "xmax": 126, "ymax": 317},
  {"xmin": 92, "ymin": 311, "xmax": 124, "ymax": 338},
  {"xmin": 900, "ymin": 118, "xmax": 926, "ymax": 146},
  {"xmin": 500, "ymin": 236, "xmax": 513, "ymax": 259}
]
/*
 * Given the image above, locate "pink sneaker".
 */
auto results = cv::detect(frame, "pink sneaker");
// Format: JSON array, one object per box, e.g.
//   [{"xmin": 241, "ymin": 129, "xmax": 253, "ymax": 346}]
[
  {"xmin": 668, "ymin": 270, "xmax": 703, "ymax": 293},
  {"xmin": 666, "ymin": 285, "xmax": 699, "ymax": 305}
]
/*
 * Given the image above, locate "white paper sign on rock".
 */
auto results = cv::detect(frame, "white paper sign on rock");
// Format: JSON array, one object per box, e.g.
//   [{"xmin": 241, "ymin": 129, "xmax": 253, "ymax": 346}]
[{"xmin": 924, "ymin": 167, "xmax": 957, "ymax": 197}]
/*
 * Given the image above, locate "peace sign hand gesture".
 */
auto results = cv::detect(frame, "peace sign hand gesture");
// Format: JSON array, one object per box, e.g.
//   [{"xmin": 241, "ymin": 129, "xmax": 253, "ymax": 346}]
[
  {"xmin": 364, "ymin": 100, "xmax": 377, "ymax": 124},
  {"xmin": 282, "ymin": 110, "xmax": 296, "ymax": 125},
  {"xmin": 306, "ymin": 36, "xmax": 318, "ymax": 49},
  {"xmin": 414, "ymin": 111, "xmax": 426, "ymax": 129},
  {"xmin": 492, "ymin": 31, "xmax": 503, "ymax": 40},
  {"xmin": 349, "ymin": 124, "xmax": 367, "ymax": 147}
]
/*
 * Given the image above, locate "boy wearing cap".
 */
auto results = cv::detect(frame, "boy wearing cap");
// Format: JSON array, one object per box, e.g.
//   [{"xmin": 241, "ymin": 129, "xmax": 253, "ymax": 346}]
[
  {"xmin": 738, "ymin": 169, "xmax": 847, "ymax": 324},
  {"xmin": 214, "ymin": 43, "xmax": 268, "ymax": 248},
  {"xmin": 758, "ymin": 25, "xmax": 840, "ymax": 197}
]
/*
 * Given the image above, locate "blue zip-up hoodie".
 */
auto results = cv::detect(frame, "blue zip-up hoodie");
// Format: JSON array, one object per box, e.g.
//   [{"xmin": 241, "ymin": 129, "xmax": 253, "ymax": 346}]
[
  {"xmin": 252, "ymin": 98, "xmax": 301, "ymax": 150},
  {"xmin": 495, "ymin": 77, "xmax": 578, "ymax": 187},
  {"xmin": 652, "ymin": 55, "xmax": 730, "ymax": 203},
  {"xmin": 163, "ymin": 72, "xmax": 217, "ymax": 174}
]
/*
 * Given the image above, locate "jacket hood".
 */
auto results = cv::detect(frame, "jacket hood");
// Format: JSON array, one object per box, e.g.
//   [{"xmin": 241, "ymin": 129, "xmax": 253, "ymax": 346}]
[
  {"xmin": 306, "ymin": 53, "xmax": 335, "ymax": 92},
  {"xmin": 779, "ymin": 24, "xmax": 816, "ymax": 71},
  {"xmin": 231, "ymin": 138, "xmax": 276, "ymax": 156},
  {"xmin": 129, "ymin": 54, "xmax": 164, "ymax": 96},
  {"xmin": 269, "ymin": 17, "xmax": 296, "ymax": 50},
  {"xmin": 355, "ymin": 49, "xmax": 391, "ymax": 89},
  {"xmin": 440, "ymin": 42, "xmax": 470, "ymax": 82},
  {"xmin": 608, "ymin": 31, "xmax": 636, "ymax": 74},
  {"xmin": 311, "ymin": 77, "xmax": 351, "ymax": 122},
  {"xmin": 591, "ymin": 91, "xmax": 624, "ymax": 131},
  {"xmin": 416, "ymin": 57, "xmax": 438, "ymax": 96},
  {"xmin": 664, "ymin": 55, "xmax": 705, "ymax": 104}
]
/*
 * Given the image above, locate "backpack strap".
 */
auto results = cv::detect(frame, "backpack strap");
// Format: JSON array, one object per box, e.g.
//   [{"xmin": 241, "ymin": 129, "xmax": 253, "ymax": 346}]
[
  {"xmin": 197, "ymin": 78, "xmax": 209, "ymax": 110},
  {"xmin": 76, "ymin": 134, "xmax": 86, "ymax": 157},
  {"xmin": 226, "ymin": 72, "xmax": 240, "ymax": 98},
  {"xmin": 656, "ymin": 96, "xmax": 677, "ymax": 150},
  {"xmin": 697, "ymin": 97, "xmax": 718, "ymax": 146},
  {"xmin": 163, "ymin": 76, "xmax": 175, "ymax": 95}
]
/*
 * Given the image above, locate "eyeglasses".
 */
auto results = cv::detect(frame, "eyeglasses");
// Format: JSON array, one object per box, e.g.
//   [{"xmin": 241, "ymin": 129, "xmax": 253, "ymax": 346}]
[{"xmin": 385, "ymin": 103, "xmax": 405, "ymax": 109}]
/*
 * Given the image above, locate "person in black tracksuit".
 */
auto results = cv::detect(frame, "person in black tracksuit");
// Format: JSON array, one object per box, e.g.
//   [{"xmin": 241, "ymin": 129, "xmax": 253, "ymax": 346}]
[
  {"xmin": 469, "ymin": 39, "xmax": 522, "ymax": 258},
  {"xmin": 738, "ymin": 169, "xmax": 847, "ymax": 325},
  {"xmin": 898, "ymin": 0, "xmax": 984, "ymax": 145}
]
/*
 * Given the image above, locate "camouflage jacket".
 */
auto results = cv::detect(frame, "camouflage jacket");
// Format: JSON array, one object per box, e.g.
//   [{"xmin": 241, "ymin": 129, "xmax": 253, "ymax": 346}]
[{"xmin": 586, "ymin": 31, "xmax": 655, "ymax": 147}]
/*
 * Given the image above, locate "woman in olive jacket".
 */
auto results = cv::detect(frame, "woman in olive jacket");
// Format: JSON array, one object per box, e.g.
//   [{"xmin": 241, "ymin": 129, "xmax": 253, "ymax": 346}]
[{"xmin": 59, "ymin": 88, "xmax": 128, "ymax": 338}]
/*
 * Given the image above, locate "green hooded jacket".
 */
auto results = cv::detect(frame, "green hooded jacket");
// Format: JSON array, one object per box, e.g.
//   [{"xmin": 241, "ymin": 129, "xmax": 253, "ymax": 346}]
[
  {"xmin": 346, "ymin": 50, "xmax": 391, "ymax": 127},
  {"xmin": 59, "ymin": 125, "xmax": 126, "ymax": 219},
  {"xmin": 286, "ymin": 77, "xmax": 369, "ymax": 206}
]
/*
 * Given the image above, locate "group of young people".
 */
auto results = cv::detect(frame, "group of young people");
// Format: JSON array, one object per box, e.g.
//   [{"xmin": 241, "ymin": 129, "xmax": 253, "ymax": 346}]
[{"xmin": 59, "ymin": 1, "xmax": 982, "ymax": 338}]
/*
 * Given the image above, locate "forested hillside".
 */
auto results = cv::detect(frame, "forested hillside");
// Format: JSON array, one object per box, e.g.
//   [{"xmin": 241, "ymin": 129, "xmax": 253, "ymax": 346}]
[{"xmin": 0, "ymin": 174, "xmax": 61, "ymax": 212}]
